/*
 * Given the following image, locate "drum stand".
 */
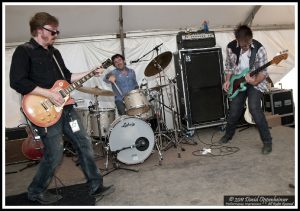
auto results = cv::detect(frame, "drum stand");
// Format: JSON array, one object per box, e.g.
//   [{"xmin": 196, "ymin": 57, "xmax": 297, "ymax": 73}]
[
  {"xmin": 90, "ymin": 95, "xmax": 107, "ymax": 159},
  {"xmin": 151, "ymin": 80, "xmax": 183, "ymax": 160},
  {"xmin": 101, "ymin": 148, "xmax": 139, "ymax": 177}
]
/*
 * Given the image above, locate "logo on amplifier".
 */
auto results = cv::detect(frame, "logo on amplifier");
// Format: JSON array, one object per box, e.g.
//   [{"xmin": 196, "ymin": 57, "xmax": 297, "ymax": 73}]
[{"xmin": 185, "ymin": 55, "xmax": 191, "ymax": 62}]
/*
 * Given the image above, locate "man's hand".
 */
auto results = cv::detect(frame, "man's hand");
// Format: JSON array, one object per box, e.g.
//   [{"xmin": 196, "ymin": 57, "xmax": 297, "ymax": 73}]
[
  {"xmin": 94, "ymin": 66, "xmax": 105, "ymax": 77},
  {"xmin": 223, "ymin": 81, "xmax": 231, "ymax": 92},
  {"xmin": 48, "ymin": 91, "xmax": 65, "ymax": 106},
  {"xmin": 245, "ymin": 73, "xmax": 256, "ymax": 85},
  {"xmin": 108, "ymin": 75, "xmax": 116, "ymax": 83}
]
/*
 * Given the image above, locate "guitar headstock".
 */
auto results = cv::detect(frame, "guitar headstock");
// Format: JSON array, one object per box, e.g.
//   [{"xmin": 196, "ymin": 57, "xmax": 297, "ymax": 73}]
[
  {"xmin": 102, "ymin": 58, "xmax": 113, "ymax": 69},
  {"xmin": 272, "ymin": 50, "xmax": 288, "ymax": 65}
]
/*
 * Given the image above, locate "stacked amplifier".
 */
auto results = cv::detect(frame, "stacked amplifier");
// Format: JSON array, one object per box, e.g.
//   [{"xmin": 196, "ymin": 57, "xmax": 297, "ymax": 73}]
[{"xmin": 175, "ymin": 30, "xmax": 227, "ymax": 130}]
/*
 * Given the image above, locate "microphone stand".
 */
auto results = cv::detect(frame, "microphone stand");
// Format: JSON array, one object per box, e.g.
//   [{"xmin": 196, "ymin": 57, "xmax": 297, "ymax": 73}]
[{"xmin": 130, "ymin": 43, "xmax": 163, "ymax": 64}]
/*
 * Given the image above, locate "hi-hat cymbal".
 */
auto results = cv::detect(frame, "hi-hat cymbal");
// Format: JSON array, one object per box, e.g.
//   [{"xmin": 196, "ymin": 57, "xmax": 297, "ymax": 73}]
[
  {"xmin": 149, "ymin": 84, "xmax": 169, "ymax": 91},
  {"xmin": 144, "ymin": 51, "xmax": 172, "ymax": 77},
  {"xmin": 77, "ymin": 86, "xmax": 115, "ymax": 96}
]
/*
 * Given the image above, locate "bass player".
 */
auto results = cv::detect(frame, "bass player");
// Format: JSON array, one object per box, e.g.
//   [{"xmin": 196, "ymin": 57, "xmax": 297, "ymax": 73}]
[{"xmin": 219, "ymin": 24, "xmax": 273, "ymax": 155}]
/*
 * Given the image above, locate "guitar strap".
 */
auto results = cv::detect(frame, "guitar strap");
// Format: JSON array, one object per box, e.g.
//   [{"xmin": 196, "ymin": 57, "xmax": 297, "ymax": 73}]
[{"xmin": 52, "ymin": 53, "xmax": 66, "ymax": 80}]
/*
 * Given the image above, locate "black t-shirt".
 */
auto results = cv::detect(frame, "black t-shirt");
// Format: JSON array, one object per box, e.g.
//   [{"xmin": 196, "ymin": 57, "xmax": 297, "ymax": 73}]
[{"xmin": 10, "ymin": 38, "xmax": 72, "ymax": 95}]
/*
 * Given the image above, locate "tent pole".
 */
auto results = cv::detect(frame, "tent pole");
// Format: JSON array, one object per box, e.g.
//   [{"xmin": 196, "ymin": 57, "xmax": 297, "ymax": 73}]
[
  {"xmin": 244, "ymin": 5, "xmax": 262, "ymax": 26},
  {"xmin": 119, "ymin": 5, "xmax": 125, "ymax": 57}
]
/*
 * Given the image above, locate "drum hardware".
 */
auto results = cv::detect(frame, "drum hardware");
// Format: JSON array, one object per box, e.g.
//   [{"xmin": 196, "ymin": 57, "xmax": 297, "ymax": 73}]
[
  {"xmin": 101, "ymin": 150, "xmax": 139, "ymax": 177},
  {"xmin": 148, "ymin": 84, "xmax": 170, "ymax": 92}
]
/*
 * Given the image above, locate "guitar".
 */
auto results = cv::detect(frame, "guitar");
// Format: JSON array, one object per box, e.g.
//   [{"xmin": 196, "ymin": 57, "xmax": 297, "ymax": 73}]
[
  {"xmin": 243, "ymin": 97, "xmax": 263, "ymax": 125},
  {"xmin": 22, "ymin": 59, "xmax": 112, "ymax": 127},
  {"xmin": 227, "ymin": 51, "xmax": 288, "ymax": 100},
  {"xmin": 21, "ymin": 125, "xmax": 44, "ymax": 161}
]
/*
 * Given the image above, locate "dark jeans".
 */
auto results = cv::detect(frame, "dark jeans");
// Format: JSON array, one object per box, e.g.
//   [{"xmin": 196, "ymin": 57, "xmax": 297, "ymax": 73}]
[
  {"xmin": 225, "ymin": 85, "xmax": 272, "ymax": 144},
  {"xmin": 115, "ymin": 100, "xmax": 126, "ymax": 115},
  {"xmin": 28, "ymin": 105, "xmax": 102, "ymax": 197}
]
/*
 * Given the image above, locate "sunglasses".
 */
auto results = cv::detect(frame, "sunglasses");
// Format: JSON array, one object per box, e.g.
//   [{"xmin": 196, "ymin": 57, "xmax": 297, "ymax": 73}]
[{"xmin": 42, "ymin": 26, "xmax": 60, "ymax": 36}]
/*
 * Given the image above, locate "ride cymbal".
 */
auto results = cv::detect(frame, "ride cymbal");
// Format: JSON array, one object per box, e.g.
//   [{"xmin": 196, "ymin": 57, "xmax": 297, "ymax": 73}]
[{"xmin": 144, "ymin": 51, "xmax": 172, "ymax": 77}]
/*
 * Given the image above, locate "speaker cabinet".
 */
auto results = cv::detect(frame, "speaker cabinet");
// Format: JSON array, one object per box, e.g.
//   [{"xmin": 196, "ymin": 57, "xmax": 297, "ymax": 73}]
[{"xmin": 175, "ymin": 47, "xmax": 227, "ymax": 129}]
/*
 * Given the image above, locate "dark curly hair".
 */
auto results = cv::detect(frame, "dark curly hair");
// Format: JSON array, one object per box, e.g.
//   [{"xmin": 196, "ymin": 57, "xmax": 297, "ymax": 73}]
[{"xmin": 234, "ymin": 24, "xmax": 253, "ymax": 40}]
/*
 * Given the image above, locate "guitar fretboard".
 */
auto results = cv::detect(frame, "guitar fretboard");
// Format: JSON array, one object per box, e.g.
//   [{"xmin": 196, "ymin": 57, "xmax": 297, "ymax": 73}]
[
  {"xmin": 67, "ymin": 69, "xmax": 97, "ymax": 94},
  {"xmin": 249, "ymin": 61, "xmax": 271, "ymax": 77},
  {"xmin": 58, "ymin": 59, "xmax": 112, "ymax": 98}
]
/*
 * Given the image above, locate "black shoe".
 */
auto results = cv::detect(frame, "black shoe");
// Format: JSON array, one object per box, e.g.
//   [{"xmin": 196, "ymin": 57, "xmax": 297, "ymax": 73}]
[
  {"xmin": 262, "ymin": 143, "xmax": 272, "ymax": 155},
  {"xmin": 28, "ymin": 191, "xmax": 63, "ymax": 205},
  {"xmin": 218, "ymin": 135, "xmax": 232, "ymax": 144},
  {"xmin": 91, "ymin": 185, "xmax": 115, "ymax": 197}
]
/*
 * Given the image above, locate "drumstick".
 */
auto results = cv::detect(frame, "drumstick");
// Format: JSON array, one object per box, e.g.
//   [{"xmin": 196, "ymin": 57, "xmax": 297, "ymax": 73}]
[{"xmin": 112, "ymin": 82, "xmax": 123, "ymax": 96}]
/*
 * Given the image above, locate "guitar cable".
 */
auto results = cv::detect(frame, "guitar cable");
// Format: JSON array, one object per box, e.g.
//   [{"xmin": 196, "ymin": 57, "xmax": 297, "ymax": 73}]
[{"xmin": 191, "ymin": 129, "xmax": 240, "ymax": 157}]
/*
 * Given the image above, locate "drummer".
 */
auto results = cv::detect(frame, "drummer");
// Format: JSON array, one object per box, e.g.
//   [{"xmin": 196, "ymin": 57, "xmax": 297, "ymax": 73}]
[{"xmin": 103, "ymin": 54, "xmax": 139, "ymax": 115}]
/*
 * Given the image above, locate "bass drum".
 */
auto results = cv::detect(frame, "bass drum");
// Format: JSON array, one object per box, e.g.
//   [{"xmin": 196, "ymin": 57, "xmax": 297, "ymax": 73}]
[{"xmin": 108, "ymin": 116, "xmax": 155, "ymax": 165}]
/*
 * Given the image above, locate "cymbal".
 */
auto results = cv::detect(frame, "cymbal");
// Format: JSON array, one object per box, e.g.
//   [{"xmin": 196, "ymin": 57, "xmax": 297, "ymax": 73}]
[
  {"xmin": 144, "ymin": 51, "xmax": 172, "ymax": 77},
  {"xmin": 77, "ymin": 86, "xmax": 115, "ymax": 96},
  {"xmin": 149, "ymin": 84, "xmax": 169, "ymax": 91}
]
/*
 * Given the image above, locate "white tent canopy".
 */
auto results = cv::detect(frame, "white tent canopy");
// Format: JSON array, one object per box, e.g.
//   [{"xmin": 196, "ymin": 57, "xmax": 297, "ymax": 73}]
[
  {"xmin": 3, "ymin": 3, "xmax": 297, "ymax": 128},
  {"xmin": 5, "ymin": 3, "xmax": 295, "ymax": 43}
]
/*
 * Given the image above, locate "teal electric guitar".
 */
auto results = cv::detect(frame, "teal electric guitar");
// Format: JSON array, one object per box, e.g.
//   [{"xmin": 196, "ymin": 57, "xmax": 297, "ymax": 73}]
[{"xmin": 227, "ymin": 51, "xmax": 288, "ymax": 100}]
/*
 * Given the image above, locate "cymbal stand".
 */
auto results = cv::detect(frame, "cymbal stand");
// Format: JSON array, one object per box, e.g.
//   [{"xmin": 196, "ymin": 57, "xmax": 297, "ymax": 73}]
[
  {"xmin": 161, "ymin": 82, "xmax": 183, "ymax": 157},
  {"xmin": 152, "ymin": 93, "xmax": 165, "ymax": 165},
  {"xmin": 155, "ymin": 61, "xmax": 167, "ymax": 123},
  {"xmin": 151, "ymin": 87, "xmax": 177, "ymax": 155}
]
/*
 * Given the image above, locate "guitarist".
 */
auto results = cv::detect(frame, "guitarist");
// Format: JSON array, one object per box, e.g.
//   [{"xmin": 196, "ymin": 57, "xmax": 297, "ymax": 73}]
[
  {"xmin": 9, "ymin": 12, "xmax": 114, "ymax": 204},
  {"xmin": 219, "ymin": 24, "xmax": 272, "ymax": 155}
]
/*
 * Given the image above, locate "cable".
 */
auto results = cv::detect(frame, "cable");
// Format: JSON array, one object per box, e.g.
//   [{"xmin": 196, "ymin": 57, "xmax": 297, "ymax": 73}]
[{"xmin": 191, "ymin": 128, "xmax": 240, "ymax": 157}]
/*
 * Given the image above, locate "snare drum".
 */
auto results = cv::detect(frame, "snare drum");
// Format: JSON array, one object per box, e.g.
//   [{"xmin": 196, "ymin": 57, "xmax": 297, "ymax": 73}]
[
  {"xmin": 123, "ymin": 89, "xmax": 150, "ymax": 116},
  {"xmin": 108, "ymin": 116, "xmax": 155, "ymax": 165}
]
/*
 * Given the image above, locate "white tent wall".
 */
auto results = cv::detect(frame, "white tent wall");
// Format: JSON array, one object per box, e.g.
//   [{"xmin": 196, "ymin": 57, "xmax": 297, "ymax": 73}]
[{"xmin": 4, "ymin": 29, "xmax": 296, "ymax": 128}]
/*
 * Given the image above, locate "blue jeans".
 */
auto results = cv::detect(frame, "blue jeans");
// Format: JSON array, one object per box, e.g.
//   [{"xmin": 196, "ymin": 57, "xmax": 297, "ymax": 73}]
[
  {"xmin": 115, "ymin": 100, "xmax": 126, "ymax": 115},
  {"xmin": 28, "ymin": 105, "xmax": 102, "ymax": 196},
  {"xmin": 225, "ymin": 85, "xmax": 272, "ymax": 144}
]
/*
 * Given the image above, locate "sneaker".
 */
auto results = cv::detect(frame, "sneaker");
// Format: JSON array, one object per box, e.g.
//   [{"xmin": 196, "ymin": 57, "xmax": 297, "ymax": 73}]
[
  {"xmin": 262, "ymin": 143, "xmax": 272, "ymax": 155},
  {"xmin": 28, "ymin": 191, "xmax": 63, "ymax": 205},
  {"xmin": 218, "ymin": 135, "xmax": 232, "ymax": 144},
  {"xmin": 91, "ymin": 185, "xmax": 115, "ymax": 197}
]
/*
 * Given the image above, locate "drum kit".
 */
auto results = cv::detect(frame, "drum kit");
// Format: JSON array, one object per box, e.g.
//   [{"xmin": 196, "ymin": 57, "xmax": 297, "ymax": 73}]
[{"xmin": 75, "ymin": 50, "xmax": 184, "ymax": 170}]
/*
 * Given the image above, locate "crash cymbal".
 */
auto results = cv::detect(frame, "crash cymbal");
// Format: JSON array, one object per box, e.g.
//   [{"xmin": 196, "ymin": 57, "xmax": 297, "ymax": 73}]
[
  {"xmin": 149, "ymin": 84, "xmax": 169, "ymax": 91},
  {"xmin": 144, "ymin": 51, "xmax": 172, "ymax": 77},
  {"xmin": 77, "ymin": 86, "xmax": 115, "ymax": 96}
]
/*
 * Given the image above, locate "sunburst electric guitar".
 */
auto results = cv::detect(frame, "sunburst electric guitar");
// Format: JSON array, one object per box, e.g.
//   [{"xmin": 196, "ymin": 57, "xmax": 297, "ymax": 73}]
[
  {"xmin": 227, "ymin": 51, "xmax": 288, "ymax": 100},
  {"xmin": 22, "ymin": 59, "xmax": 112, "ymax": 128}
]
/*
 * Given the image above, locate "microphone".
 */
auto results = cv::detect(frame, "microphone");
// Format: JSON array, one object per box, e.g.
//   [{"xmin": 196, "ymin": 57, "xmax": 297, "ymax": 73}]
[
  {"xmin": 153, "ymin": 43, "xmax": 163, "ymax": 51},
  {"xmin": 130, "ymin": 60, "xmax": 139, "ymax": 64}
]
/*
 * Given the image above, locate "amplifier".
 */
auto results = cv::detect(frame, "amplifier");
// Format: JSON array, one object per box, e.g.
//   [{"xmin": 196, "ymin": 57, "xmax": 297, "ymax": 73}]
[
  {"xmin": 177, "ymin": 31, "xmax": 216, "ymax": 49},
  {"xmin": 263, "ymin": 89, "xmax": 294, "ymax": 115}
]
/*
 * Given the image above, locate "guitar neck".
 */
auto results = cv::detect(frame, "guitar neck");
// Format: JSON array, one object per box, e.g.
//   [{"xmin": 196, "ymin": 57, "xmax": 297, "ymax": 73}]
[
  {"xmin": 249, "ymin": 61, "xmax": 272, "ymax": 77},
  {"xmin": 63, "ymin": 69, "xmax": 98, "ymax": 95}
]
